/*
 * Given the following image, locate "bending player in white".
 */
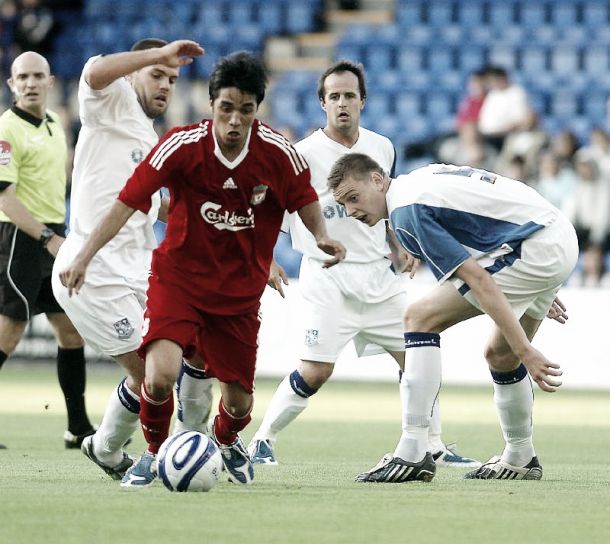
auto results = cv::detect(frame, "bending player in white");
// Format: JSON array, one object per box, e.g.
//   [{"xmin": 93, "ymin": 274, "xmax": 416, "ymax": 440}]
[
  {"xmin": 247, "ymin": 61, "xmax": 480, "ymax": 468},
  {"xmin": 329, "ymin": 155, "xmax": 577, "ymax": 482},
  {"xmin": 51, "ymin": 38, "xmax": 204, "ymax": 479}
]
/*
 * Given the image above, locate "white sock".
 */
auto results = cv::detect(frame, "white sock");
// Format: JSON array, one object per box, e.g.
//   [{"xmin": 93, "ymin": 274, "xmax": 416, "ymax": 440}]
[
  {"xmin": 252, "ymin": 373, "xmax": 311, "ymax": 446},
  {"xmin": 492, "ymin": 364, "xmax": 536, "ymax": 466},
  {"xmin": 93, "ymin": 378, "xmax": 140, "ymax": 466},
  {"xmin": 428, "ymin": 397, "xmax": 444, "ymax": 453},
  {"xmin": 394, "ymin": 333, "xmax": 442, "ymax": 463},
  {"xmin": 175, "ymin": 359, "xmax": 214, "ymax": 433}
]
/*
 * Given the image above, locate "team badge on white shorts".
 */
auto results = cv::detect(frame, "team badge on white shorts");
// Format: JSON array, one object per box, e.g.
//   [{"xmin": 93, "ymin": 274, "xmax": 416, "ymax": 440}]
[
  {"xmin": 113, "ymin": 317, "xmax": 134, "ymax": 340},
  {"xmin": 304, "ymin": 329, "xmax": 319, "ymax": 347}
]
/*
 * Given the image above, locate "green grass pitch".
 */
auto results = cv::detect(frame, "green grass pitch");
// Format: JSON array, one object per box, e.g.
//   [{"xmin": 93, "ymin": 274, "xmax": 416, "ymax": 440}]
[{"xmin": 1, "ymin": 363, "xmax": 609, "ymax": 544}]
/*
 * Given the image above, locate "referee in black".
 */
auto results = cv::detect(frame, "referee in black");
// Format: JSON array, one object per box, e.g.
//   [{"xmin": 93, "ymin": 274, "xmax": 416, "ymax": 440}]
[{"xmin": 0, "ymin": 51, "xmax": 94, "ymax": 448}]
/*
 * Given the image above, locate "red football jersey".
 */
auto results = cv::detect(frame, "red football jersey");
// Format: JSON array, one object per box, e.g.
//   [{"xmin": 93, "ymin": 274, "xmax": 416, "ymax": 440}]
[{"xmin": 119, "ymin": 119, "xmax": 317, "ymax": 315}]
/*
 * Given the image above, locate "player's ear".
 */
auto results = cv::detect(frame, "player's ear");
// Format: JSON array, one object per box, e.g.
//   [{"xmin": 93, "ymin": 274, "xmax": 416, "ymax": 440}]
[{"xmin": 320, "ymin": 98, "xmax": 327, "ymax": 113}]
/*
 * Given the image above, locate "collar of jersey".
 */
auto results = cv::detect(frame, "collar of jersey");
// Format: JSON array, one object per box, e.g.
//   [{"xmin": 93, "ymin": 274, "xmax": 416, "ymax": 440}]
[
  {"xmin": 11, "ymin": 105, "xmax": 54, "ymax": 127},
  {"xmin": 212, "ymin": 121, "xmax": 252, "ymax": 170}
]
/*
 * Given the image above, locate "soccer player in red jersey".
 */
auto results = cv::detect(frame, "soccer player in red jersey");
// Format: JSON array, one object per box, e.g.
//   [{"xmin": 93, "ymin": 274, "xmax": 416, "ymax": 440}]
[{"xmin": 59, "ymin": 51, "xmax": 346, "ymax": 488}]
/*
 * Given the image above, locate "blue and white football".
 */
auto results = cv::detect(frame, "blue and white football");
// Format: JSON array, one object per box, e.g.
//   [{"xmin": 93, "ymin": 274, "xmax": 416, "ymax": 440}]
[{"xmin": 157, "ymin": 431, "xmax": 223, "ymax": 492}]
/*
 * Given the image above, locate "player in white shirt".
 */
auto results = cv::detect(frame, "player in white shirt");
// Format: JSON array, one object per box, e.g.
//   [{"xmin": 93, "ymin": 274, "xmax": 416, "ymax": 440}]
[
  {"xmin": 246, "ymin": 61, "xmax": 479, "ymax": 468},
  {"xmin": 51, "ymin": 38, "xmax": 203, "ymax": 479},
  {"xmin": 329, "ymin": 155, "xmax": 578, "ymax": 482}
]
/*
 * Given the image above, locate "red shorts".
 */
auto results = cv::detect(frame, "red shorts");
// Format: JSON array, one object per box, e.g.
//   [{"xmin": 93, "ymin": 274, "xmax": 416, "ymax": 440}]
[{"xmin": 139, "ymin": 274, "xmax": 260, "ymax": 393}]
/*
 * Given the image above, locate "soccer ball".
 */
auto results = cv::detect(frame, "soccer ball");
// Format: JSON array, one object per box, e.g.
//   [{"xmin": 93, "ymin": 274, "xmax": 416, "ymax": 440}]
[{"xmin": 157, "ymin": 431, "xmax": 223, "ymax": 492}]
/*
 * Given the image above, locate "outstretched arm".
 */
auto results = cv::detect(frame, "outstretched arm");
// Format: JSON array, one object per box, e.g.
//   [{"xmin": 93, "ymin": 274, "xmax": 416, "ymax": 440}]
[
  {"xmin": 296, "ymin": 201, "xmax": 346, "ymax": 267},
  {"xmin": 454, "ymin": 257, "xmax": 562, "ymax": 392},
  {"xmin": 59, "ymin": 200, "xmax": 136, "ymax": 295},
  {"xmin": 86, "ymin": 40, "xmax": 204, "ymax": 90}
]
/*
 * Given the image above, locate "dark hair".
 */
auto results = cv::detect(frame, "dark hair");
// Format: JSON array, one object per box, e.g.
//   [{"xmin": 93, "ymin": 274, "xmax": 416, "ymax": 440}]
[
  {"xmin": 484, "ymin": 65, "xmax": 508, "ymax": 79},
  {"xmin": 327, "ymin": 153, "xmax": 383, "ymax": 192},
  {"xmin": 209, "ymin": 51, "xmax": 267, "ymax": 105},
  {"xmin": 130, "ymin": 38, "xmax": 168, "ymax": 51},
  {"xmin": 317, "ymin": 60, "xmax": 367, "ymax": 101}
]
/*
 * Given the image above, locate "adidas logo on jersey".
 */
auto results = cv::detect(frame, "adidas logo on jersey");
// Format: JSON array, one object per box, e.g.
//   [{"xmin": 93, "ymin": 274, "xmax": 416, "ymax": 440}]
[{"xmin": 223, "ymin": 177, "xmax": 238, "ymax": 190}]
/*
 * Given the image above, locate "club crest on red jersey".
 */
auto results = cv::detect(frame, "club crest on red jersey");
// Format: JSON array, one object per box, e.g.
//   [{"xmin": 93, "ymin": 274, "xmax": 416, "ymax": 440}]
[
  {"xmin": 0, "ymin": 141, "xmax": 11, "ymax": 166},
  {"xmin": 250, "ymin": 184, "xmax": 268, "ymax": 206}
]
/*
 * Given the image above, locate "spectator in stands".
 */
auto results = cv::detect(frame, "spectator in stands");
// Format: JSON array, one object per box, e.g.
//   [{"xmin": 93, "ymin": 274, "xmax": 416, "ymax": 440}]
[
  {"xmin": 13, "ymin": 0, "xmax": 55, "ymax": 56},
  {"xmin": 496, "ymin": 110, "xmax": 548, "ymax": 183},
  {"xmin": 437, "ymin": 121, "xmax": 498, "ymax": 171},
  {"xmin": 563, "ymin": 150, "xmax": 610, "ymax": 287},
  {"xmin": 550, "ymin": 129, "xmax": 579, "ymax": 171},
  {"xmin": 478, "ymin": 66, "xmax": 531, "ymax": 152},
  {"xmin": 455, "ymin": 69, "xmax": 487, "ymax": 130},
  {"xmin": 536, "ymin": 149, "xmax": 577, "ymax": 210}
]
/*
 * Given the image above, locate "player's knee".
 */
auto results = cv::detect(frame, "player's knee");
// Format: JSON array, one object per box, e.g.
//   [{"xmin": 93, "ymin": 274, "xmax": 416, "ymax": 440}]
[
  {"xmin": 403, "ymin": 301, "xmax": 433, "ymax": 332},
  {"xmin": 484, "ymin": 344, "xmax": 519, "ymax": 371},
  {"xmin": 299, "ymin": 361, "xmax": 333, "ymax": 389},
  {"xmin": 144, "ymin": 373, "xmax": 174, "ymax": 399}
]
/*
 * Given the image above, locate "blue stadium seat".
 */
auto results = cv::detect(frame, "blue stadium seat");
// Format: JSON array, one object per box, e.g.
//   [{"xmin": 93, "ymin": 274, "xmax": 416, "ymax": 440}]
[
  {"xmin": 422, "ymin": 0, "xmax": 454, "ymax": 27},
  {"xmin": 488, "ymin": 2, "xmax": 516, "ymax": 28},
  {"xmin": 373, "ymin": 71, "xmax": 403, "ymax": 93},
  {"xmin": 424, "ymin": 91, "xmax": 453, "ymax": 121},
  {"xmin": 397, "ymin": 46, "xmax": 424, "ymax": 73},
  {"xmin": 285, "ymin": 4, "xmax": 317, "ymax": 34},
  {"xmin": 583, "ymin": 2, "xmax": 610, "ymax": 29},
  {"xmin": 396, "ymin": 0, "xmax": 424, "ymax": 28},
  {"xmin": 272, "ymin": 89, "xmax": 302, "ymax": 126},
  {"xmin": 257, "ymin": 3, "xmax": 283, "ymax": 34},
  {"xmin": 488, "ymin": 43, "xmax": 518, "ymax": 71},
  {"xmin": 395, "ymin": 91, "xmax": 421, "ymax": 118},
  {"xmin": 365, "ymin": 45, "xmax": 395, "ymax": 72},
  {"xmin": 517, "ymin": 2, "xmax": 548, "ymax": 28},
  {"xmin": 455, "ymin": 1, "xmax": 484, "ymax": 27},
  {"xmin": 550, "ymin": 45, "xmax": 581, "ymax": 76},
  {"xmin": 520, "ymin": 46, "xmax": 549, "ymax": 76},
  {"xmin": 551, "ymin": 92, "xmax": 580, "ymax": 119},
  {"xmin": 426, "ymin": 47, "xmax": 455, "ymax": 72},
  {"xmin": 582, "ymin": 92, "xmax": 608, "ymax": 122},
  {"xmin": 228, "ymin": 3, "xmax": 253, "ymax": 26},
  {"xmin": 550, "ymin": 2, "xmax": 579, "ymax": 28},
  {"xmin": 364, "ymin": 94, "xmax": 393, "ymax": 119},
  {"xmin": 456, "ymin": 45, "xmax": 486, "ymax": 73},
  {"xmin": 583, "ymin": 46, "xmax": 610, "ymax": 75},
  {"xmin": 334, "ymin": 44, "xmax": 362, "ymax": 63}
]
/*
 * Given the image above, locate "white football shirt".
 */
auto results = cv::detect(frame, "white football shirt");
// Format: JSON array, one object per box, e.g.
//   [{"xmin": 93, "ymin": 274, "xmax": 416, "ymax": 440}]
[
  {"xmin": 290, "ymin": 127, "xmax": 396, "ymax": 263},
  {"xmin": 68, "ymin": 56, "xmax": 161, "ymax": 277},
  {"xmin": 387, "ymin": 164, "xmax": 560, "ymax": 283}
]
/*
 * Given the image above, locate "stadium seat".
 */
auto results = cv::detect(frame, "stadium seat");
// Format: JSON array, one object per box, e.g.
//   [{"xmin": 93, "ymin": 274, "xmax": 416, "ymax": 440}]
[
  {"xmin": 455, "ymin": 1, "xmax": 484, "ymax": 27},
  {"xmin": 583, "ymin": 2, "xmax": 610, "ymax": 29},
  {"xmin": 257, "ymin": 3, "xmax": 282, "ymax": 34},
  {"xmin": 363, "ymin": 94, "xmax": 392, "ymax": 119},
  {"xmin": 395, "ymin": 0, "xmax": 424, "ymax": 28},
  {"xmin": 456, "ymin": 45, "xmax": 486, "ymax": 73},
  {"xmin": 488, "ymin": 43, "xmax": 518, "ymax": 71},
  {"xmin": 395, "ymin": 91, "xmax": 421, "ymax": 118},
  {"xmin": 365, "ymin": 45, "xmax": 395, "ymax": 73},
  {"xmin": 517, "ymin": 2, "xmax": 548, "ymax": 28},
  {"xmin": 520, "ymin": 46, "xmax": 549, "ymax": 76},
  {"xmin": 427, "ymin": 46, "xmax": 455, "ymax": 72},
  {"xmin": 551, "ymin": 92, "xmax": 580, "ymax": 119},
  {"xmin": 582, "ymin": 92, "xmax": 608, "ymax": 122},
  {"xmin": 550, "ymin": 2, "xmax": 579, "ymax": 28},
  {"xmin": 424, "ymin": 91, "xmax": 453, "ymax": 121},
  {"xmin": 550, "ymin": 45, "xmax": 581, "ymax": 76},
  {"xmin": 397, "ymin": 46, "xmax": 424, "ymax": 73},
  {"xmin": 488, "ymin": 2, "xmax": 516, "ymax": 28},
  {"xmin": 583, "ymin": 46, "xmax": 610, "ymax": 75},
  {"xmin": 421, "ymin": 0, "xmax": 454, "ymax": 27}
]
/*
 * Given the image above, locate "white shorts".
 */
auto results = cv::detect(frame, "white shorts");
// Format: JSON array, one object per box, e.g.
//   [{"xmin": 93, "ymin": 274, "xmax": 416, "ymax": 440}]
[
  {"xmin": 52, "ymin": 238, "xmax": 149, "ymax": 357},
  {"xmin": 297, "ymin": 258, "xmax": 406, "ymax": 362},
  {"xmin": 455, "ymin": 215, "xmax": 579, "ymax": 320}
]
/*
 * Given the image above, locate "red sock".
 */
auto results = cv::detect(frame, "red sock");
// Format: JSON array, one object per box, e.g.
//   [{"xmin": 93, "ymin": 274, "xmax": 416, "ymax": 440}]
[
  {"xmin": 213, "ymin": 398, "xmax": 252, "ymax": 445},
  {"xmin": 140, "ymin": 383, "xmax": 174, "ymax": 454}
]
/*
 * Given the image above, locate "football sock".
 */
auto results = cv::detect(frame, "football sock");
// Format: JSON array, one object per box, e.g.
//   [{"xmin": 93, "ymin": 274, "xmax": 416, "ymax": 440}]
[
  {"xmin": 175, "ymin": 359, "xmax": 214, "ymax": 432},
  {"xmin": 213, "ymin": 398, "xmax": 252, "ymax": 445},
  {"xmin": 394, "ymin": 332, "xmax": 442, "ymax": 463},
  {"xmin": 252, "ymin": 370, "xmax": 317, "ymax": 445},
  {"xmin": 140, "ymin": 383, "xmax": 173, "ymax": 455},
  {"xmin": 57, "ymin": 347, "xmax": 93, "ymax": 435},
  {"xmin": 93, "ymin": 378, "xmax": 140, "ymax": 466},
  {"xmin": 491, "ymin": 363, "xmax": 536, "ymax": 467},
  {"xmin": 0, "ymin": 350, "xmax": 7, "ymax": 370},
  {"xmin": 399, "ymin": 369, "xmax": 443, "ymax": 452},
  {"xmin": 428, "ymin": 397, "xmax": 444, "ymax": 453}
]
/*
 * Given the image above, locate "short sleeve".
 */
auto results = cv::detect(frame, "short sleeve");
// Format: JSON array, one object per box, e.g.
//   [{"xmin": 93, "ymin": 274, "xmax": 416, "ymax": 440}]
[
  {"xmin": 118, "ymin": 128, "xmax": 181, "ymax": 213},
  {"xmin": 390, "ymin": 204, "xmax": 470, "ymax": 282},
  {"xmin": 0, "ymin": 125, "xmax": 20, "ymax": 185}
]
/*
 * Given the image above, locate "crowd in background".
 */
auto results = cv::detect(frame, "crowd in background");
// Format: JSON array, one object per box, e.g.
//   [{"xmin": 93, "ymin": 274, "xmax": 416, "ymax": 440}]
[{"xmin": 2, "ymin": 0, "xmax": 610, "ymax": 286}]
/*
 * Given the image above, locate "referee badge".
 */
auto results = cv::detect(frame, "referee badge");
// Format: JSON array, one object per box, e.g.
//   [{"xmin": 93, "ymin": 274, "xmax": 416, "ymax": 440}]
[
  {"xmin": 113, "ymin": 317, "xmax": 134, "ymax": 340},
  {"xmin": 304, "ymin": 329, "xmax": 319, "ymax": 347},
  {"xmin": 0, "ymin": 141, "xmax": 11, "ymax": 166}
]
